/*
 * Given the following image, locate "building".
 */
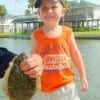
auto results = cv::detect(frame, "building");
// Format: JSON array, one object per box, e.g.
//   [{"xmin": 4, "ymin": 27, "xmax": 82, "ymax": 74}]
[
  {"xmin": 65, "ymin": 0, "xmax": 100, "ymax": 28},
  {"xmin": 0, "ymin": 14, "xmax": 14, "ymax": 32},
  {"xmin": 12, "ymin": 14, "xmax": 42, "ymax": 33}
]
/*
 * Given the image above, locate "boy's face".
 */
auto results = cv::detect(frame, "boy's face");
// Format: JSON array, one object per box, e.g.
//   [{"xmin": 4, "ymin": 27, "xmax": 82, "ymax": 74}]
[{"xmin": 38, "ymin": 0, "xmax": 66, "ymax": 25}]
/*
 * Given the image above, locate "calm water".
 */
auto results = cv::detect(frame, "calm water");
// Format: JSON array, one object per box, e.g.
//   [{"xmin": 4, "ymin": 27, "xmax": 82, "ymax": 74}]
[{"xmin": 0, "ymin": 38, "xmax": 100, "ymax": 100}]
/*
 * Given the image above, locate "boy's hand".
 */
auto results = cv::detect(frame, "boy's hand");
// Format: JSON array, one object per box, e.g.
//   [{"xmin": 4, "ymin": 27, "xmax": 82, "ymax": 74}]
[
  {"xmin": 20, "ymin": 54, "xmax": 43, "ymax": 78},
  {"xmin": 80, "ymin": 77, "xmax": 88, "ymax": 92}
]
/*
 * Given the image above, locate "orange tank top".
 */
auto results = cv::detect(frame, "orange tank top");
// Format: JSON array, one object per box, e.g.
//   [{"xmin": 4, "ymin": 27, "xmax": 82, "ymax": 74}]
[{"xmin": 33, "ymin": 26, "xmax": 75, "ymax": 92}]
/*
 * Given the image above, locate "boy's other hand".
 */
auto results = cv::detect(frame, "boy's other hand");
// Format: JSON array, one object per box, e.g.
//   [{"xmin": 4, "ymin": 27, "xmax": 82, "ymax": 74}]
[{"xmin": 80, "ymin": 77, "xmax": 88, "ymax": 92}]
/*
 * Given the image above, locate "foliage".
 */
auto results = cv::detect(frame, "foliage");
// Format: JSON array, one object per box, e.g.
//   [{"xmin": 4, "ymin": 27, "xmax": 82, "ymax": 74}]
[
  {"xmin": 63, "ymin": 0, "xmax": 69, "ymax": 10},
  {"xmin": 28, "ymin": 0, "xmax": 36, "ymax": 14},
  {"xmin": 0, "ymin": 5, "xmax": 7, "ymax": 32},
  {"xmin": 0, "ymin": 5, "xmax": 7, "ymax": 17},
  {"xmin": 25, "ymin": 9, "xmax": 31, "ymax": 15},
  {"xmin": 73, "ymin": 27, "xmax": 100, "ymax": 32}
]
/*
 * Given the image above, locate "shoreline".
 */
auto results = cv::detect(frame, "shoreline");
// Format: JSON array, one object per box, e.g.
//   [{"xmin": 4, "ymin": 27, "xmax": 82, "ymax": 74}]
[
  {"xmin": 0, "ymin": 35, "xmax": 31, "ymax": 40},
  {"xmin": 0, "ymin": 35, "xmax": 100, "ymax": 40},
  {"xmin": 75, "ymin": 34, "xmax": 100, "ymax": 40}
]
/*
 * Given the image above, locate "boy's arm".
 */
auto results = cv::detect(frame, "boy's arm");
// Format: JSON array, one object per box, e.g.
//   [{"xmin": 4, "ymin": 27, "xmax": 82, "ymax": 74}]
[
  {"xmin": 30, "ymin": 33, "xmax": 37, "ymax": 54},
  {"xmin": 69, "ymin": 33, "xmax": 88, "ymax": 92},
  {"xmin": 20, "ymin": 33, "xmax": 43, "ymax": 78}
]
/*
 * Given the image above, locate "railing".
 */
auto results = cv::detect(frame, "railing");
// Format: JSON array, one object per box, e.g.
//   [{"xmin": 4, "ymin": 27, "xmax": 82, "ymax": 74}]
[
  {"xmin": 65, "ymin": 14, "xmax": 93, "ymax": 21},
  {"xmin": 15, "ymin": 14, "xmax": 40, "ymax": 20}
]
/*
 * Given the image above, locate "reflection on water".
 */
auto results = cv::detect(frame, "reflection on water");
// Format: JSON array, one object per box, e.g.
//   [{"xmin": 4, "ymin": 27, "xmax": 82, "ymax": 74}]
[{"xmin": 0, "ymin": 38, "xmax": 100, "ymax": 100}]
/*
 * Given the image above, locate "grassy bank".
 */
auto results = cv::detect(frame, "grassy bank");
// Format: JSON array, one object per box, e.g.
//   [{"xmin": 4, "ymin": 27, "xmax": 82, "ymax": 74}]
[
  {"xmin": 0, "ymin": 32, "xmax": 29, "ymax": 37},
  {"xmin": 74, "ymin": 30, "xmax": 100, "ymax": 36},
  {"xmin": 0, "ymin": 30, "xmax": 100, "ymax": 36},
  {"xmin": 0, "ymin": 32, "xmax": 13, "ymax": 36}
]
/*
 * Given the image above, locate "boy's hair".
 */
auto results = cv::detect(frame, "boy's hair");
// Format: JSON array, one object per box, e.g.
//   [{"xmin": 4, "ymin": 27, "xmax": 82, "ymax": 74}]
[{"xmin": 34, "ymin": 0, "xmax": 68, "ymax": 8}]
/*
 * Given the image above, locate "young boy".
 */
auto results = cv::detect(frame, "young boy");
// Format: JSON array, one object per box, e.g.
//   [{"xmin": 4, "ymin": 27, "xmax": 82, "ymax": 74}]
[{"xmin": 20, "ymin": 0, "xmax": 88, "ymax": 100}]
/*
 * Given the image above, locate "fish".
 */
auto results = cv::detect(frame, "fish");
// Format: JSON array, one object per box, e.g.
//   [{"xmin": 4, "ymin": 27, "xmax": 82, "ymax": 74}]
[{"xmin": 2, "ymin": 52, "xmax": 41, "ymax": 100}]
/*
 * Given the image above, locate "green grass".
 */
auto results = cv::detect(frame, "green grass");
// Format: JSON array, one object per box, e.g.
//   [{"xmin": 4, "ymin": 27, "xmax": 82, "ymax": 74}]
[
  {"xmin": 74, "ymin": 30, "xmax": 100, "ymax": 36},
  {"xmin": 0, "ymin": 30, "xmax": 100, "ymax": 36},
  {"xmin": 0, "ymin": 32, "xmax": 31, "ymax": 36},
  {"xmin": 0, "ymin": 32, "xmax": 26, "ymax": 36},
  {"xmin": 0, "ymin": 32, "xmax": 13, "ymax": 36}
]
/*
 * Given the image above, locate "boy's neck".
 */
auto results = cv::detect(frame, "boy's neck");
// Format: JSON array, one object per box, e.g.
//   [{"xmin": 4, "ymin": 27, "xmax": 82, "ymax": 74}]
[
  {"xmin": 42, "ymin": 24, "xmax": 62, "ymax": 38},
  {"xmin": 43, "ymin": 24, "xmax": 60, "ymax": 31}
]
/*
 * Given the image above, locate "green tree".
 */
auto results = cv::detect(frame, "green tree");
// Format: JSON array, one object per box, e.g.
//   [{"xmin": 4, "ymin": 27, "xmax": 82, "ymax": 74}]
[
  {"xmin": 28, "ymin": 0, "xmax": 36, "ymax": 14},
  {"xmin": 63, "ymin": 0, "xmax": 70, "ymax": 11},
  {"xmin": 25, "ymin": 9, "xmax": 31, "ymax": 15},
  {"xmin": 61, "ymin": 0, "xmax": 70, "ymax": 25},
  {"xmin": 0, "ymin": 5, "xmax": 7, "ymax": 32}
]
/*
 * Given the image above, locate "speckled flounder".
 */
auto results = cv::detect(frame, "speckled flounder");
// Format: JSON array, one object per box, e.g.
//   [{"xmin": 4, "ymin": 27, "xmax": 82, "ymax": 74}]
[{"xmin": 2, "ymin": 52, "xmax": 41, "ymax": 100}]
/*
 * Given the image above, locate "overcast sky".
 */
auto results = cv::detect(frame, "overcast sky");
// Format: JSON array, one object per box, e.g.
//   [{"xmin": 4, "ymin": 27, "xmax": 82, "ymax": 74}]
[{"xmin": 0, "ymin": 0, "xmax": 100, "ymax": 15}]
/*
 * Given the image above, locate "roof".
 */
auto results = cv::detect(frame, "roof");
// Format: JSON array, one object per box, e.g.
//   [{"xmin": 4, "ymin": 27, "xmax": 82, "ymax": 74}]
[
  {"xmin": 4, "ymin": 14, "xmax": 14, "ymax": 19},
  {"xmin": 69, "ymin": 0, "xmax": 100, "ymax": 8},
  {"xmin": 12, "ymin": 15, "xmax": 41, "ymax": 23}
]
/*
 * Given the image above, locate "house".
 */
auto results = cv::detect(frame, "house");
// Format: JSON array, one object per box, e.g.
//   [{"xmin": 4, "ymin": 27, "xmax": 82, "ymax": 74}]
[
  {"xmin": 0, "ymin": 14, "xmax": 14, "ymax": 32},
  {"xmin": 65, "ymin": 0, "xmax": 100, "ymax": 28},
  {"xmin": 12, "ymin": 14, "xmax": 42, "ymax": 33}
]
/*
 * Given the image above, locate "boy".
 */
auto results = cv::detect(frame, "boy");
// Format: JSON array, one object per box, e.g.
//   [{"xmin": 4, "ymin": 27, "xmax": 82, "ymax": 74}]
[{"xmin": 20, "ymin": 0, "xmax": 88, "ymax": 100}]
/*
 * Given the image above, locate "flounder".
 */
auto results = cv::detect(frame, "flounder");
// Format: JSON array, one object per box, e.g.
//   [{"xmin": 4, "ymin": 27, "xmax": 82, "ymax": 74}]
[{"xmin": 2, "ymin": 52, "xmax": 41, "ymax": 100}]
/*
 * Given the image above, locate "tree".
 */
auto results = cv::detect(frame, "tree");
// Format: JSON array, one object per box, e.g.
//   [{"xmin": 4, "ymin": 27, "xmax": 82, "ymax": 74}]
[
  {"xmin": 25, "ymin": 9, "xmax": 31, "ymax": 15},
  {"xmin": 60, "ymin": 0, "xmax": 71, "ymax": 25},
  {"xmin": 28, "ymin": 0, "xmax": 36, "ymax": 14},
  {"xmin": 0, "ymin": 5, "xmax": 7, "ymax": 32},
  {"xmin": 63, "ymin": 0, "xmax": 70, "ymax": 11}
]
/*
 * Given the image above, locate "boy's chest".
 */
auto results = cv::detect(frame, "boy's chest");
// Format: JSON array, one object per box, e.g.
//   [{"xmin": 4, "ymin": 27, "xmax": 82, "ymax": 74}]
[{"xmin": 37, "ymin": 37, "xmax": 70, "ymax": 58}]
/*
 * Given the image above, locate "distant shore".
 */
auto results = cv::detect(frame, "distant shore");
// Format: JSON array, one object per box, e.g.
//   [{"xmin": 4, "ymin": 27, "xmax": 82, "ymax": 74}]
[
  {"xmin": 0, "ymin": 34, "xmax": 100, "ymax": 40},
  {"xmin": 0, "ymin": 35, "xmax": 31, "ymax": 39},
  {"xmin": 0, "ymin": 30, "xmax": 100, "ymax": 40},
  {"xmin": 75, "ymin": 34, "xmax": 100, "ymax": 39}
]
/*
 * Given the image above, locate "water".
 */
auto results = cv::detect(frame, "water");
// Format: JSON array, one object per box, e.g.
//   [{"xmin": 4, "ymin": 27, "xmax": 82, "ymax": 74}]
[
  {"xmin": 0, "ymin": 38, "xmax": 32, "ymax": 54},
  {"xmin": 0, "ymin": 38, "xmax": 100, "ymax": 100},
  {"xmin": 77, "ymin": 39, "xmax": 100, "ymax": 100}
]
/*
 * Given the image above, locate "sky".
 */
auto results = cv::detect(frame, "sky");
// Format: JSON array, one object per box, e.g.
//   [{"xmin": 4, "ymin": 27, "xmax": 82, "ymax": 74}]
[{"xmin": 0, "ymin": 0, "xmax": 100, "ymax": 16}]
